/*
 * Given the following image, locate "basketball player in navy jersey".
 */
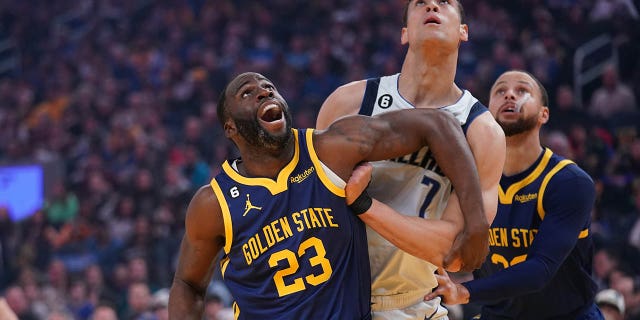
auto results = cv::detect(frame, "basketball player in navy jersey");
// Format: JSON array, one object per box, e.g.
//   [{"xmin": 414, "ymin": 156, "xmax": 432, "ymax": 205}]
[
  {"xmin": 424, "ymin": 70, "xmax": 604, "ymax": 319},
  {"xmin": 168, "ymin": 72, "xmax": 485, "ymax": 320},
  {"xmin": 316, "ymin": 0, "xmax": 505, "ymax": 318}
]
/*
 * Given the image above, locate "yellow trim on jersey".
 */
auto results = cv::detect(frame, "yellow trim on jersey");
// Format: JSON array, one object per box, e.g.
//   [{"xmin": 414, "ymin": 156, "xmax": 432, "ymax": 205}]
[
  {"xmin": 233, "ymin": 302, "xmax": 240, "ymax": 320},
  {"xmin": 305, "ymin": 129, "xmax": 345, "ymax": 197},
  {"xmin": 498, "ymin": 148, "xmax": 553, "ymax": 204},
  {"xmin": 221, "ymin": 129, "xmax": 300, "ymax": 195},
  {"xmin": 536, "ymin": 159, "xmax": 574, "ymax": 220},
  {"xmin": 210, "ymin": 179, "xmax": 233, "ymax": 254},
  {"xmin": 578, "ymin": 228, "xmax": 589, "ymax": 239},
  {"xmin": 219, "ymin": 256, "xmax": 230, "ymax": 278}
]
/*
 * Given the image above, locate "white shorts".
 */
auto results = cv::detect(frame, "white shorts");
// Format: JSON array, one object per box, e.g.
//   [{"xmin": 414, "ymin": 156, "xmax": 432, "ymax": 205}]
[{"xmin": 372, "ymin": 296, "xmax": 449, "ymax": 320}]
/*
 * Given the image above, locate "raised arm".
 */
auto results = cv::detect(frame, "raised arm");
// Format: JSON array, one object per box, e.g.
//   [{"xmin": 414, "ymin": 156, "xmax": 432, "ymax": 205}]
[
  {"xmin": 169, "ymin": 185, "xmax": 226, "ymax": 320},
  {"xmin": 316, "ymin": 108, "xmax": 487, "ymax": 270}
]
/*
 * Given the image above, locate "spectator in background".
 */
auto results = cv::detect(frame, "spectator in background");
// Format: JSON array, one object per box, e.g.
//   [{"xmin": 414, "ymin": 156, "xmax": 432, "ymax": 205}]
[
  {"xmin": 595, "ymin": 289, "xmax": 625, "ymax": 320},
  {"xmin": 608, "ymin": 266, "xmax": 640, "ymax": 319},
  {"xmin": 123, "ymin": 282, "xmax": 153, "ymax": 320},
  {"xmin": 0, "ymin": 1, "xmax": 638, "ymax": 319},
  {"xmin": 90, "ymin": 304, "xmax": 118, "ymax": 320},
  {"xmin": 4, "ymin": 285, "xmax": 37, "ymax": 320},
  {"xmin": 589, "ymin": 64, "xmax": 637, "ymax": 121},
  {"xmin": 45, "ymin": 182, "xmax": 79, "ymax": 226}
]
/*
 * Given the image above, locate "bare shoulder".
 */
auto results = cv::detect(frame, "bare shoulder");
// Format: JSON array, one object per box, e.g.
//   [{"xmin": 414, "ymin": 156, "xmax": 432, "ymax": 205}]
[
  {"xmin": 185, "ymin": 184, "xmax": 225, "ymax": 242},
  {"xmin": 316, "ymin": 80, "xmax": 368, "ymax": 129},
  {"xmin": 466, "ymin": 112, "xmax": 505, "ymax": 146}
]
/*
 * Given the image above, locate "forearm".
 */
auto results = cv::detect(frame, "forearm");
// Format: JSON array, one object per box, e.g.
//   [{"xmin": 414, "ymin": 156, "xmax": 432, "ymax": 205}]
[
  {"xmin": 169, "ymin": 279, "xmax": 206, "ymax": 319},
  {"xmin": 359, "ymin": 199, "xmax": 457, "ymax": 266},
  {"xmin": 464, "ymin": 258, "xmax": 550, "ymax": 304}
]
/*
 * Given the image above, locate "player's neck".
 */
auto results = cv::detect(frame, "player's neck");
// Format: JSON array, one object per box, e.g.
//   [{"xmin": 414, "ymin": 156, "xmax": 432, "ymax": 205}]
[
  {"xmin": 399, "ymin": 50, "xmax": 461, "ymax": 107},
  {"xmin": 237, "ymin": 142, "xmax": 295, "ymax": 180},
  {"xmin": 503, "ymin": 130, "xmax": 543, "ymax": 176}
]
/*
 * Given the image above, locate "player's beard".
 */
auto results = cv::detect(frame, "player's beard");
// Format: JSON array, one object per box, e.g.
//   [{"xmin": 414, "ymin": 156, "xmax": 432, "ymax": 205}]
[
  {"xmin": 234, "ymin": 110, "xmax": 293, "ymax": 152},
  {"xmin": 497, "ymin": 114, "xmax": 538, "ymax": 137}
]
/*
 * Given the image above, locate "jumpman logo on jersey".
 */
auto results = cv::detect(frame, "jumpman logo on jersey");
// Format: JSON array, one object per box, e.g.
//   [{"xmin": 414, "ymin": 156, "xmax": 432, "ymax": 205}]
[{"xmin": 243, "ymin": 194, "xmax": 263, "ymax": 216}]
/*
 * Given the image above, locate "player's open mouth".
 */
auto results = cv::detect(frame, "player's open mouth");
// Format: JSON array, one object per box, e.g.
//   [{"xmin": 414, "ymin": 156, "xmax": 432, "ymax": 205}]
[
  {"xmin": 259, "ymin": 103, "xmax": 284, "ymax": 123},
  {"xmin": 500, "ymin": 103, "xmax": 520, "ymax": 114},
  {"xmin": 424, "ymin": 16, "xmax": 441, "ymax": 25}
]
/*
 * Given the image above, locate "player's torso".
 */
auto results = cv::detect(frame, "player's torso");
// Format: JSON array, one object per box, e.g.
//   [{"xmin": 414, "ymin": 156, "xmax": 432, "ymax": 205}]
[
  {"xmin": 211, "ymin": 129, "xmax": 371, "ymax": 319},
  {"xmin": 479, "ymin": 148, "xmax": 597, "ymax": 319},
  {"xmin": 358, "ymin": 74, "xmax": 486, "ymax": 304},
  {"xmin": 485, "ymin": 148, "xmax": 568, "ymax": 272}
]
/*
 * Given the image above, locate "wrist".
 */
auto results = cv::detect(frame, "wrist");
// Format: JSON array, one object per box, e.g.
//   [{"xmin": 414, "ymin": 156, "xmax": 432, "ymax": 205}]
[{"xmin": 348, "ymin": 189, "xmax": 372, "ymax": 215}]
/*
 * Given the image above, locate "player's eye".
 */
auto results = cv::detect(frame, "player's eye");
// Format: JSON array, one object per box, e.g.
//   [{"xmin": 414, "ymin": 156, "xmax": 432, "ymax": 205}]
[
  {"xmin": 439, "ymin": 0, "xmax": 450, "ymax": 4},
  {"xmin": 241, "ymin": 90, "xmax": 251, "ymax": 98},
  {"xmin": 416, "ymin": 0, "xmax": 426, "ymax": 6}
]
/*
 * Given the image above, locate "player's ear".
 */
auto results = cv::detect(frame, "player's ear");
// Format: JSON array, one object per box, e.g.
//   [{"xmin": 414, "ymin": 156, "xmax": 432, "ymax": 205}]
[
  {"xmin": 539, "ymin": 106, "xmax": 549, "ymax": 125},
  {"xmin": 224, "ymin": 120, "xmax": 237, "ymax": 138},
  {"xmin": 459, "ymin": 24, "xmax": 468, "ymax": 42},
  {"xmin": 401, "ymin": 27, "xmax": 409, "ymax": 45}
]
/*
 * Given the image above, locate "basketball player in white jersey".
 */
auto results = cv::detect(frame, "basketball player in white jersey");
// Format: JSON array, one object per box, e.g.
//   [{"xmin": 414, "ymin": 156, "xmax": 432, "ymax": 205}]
[{"xmin": 316, "ymin": 1, "xmax": 505, "ymax": 319}]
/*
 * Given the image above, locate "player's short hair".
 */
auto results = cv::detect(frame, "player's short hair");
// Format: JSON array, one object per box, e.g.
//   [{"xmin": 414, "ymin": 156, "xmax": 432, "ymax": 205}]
[
  {"xmin": 492, "ymin": 70, "xmax": 549, "ymax": 108},
  {"xmin": 217, "ymin": 84, "xmax": 230, "ymax": 126},
  {"xmin": 403, "ymin": 0, "xmax": 466, "ymax": 26}
]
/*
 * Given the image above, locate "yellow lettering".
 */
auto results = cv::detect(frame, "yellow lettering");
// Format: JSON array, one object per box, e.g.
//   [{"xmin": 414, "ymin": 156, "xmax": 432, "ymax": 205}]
[
  {"xmin": 308, "ymin": 208, "xmax": 322, "ymax": 228},
  {"xmin": 314, "ymin": 208, "xmax": 328, "ymax": 227},
  {"xmin": 300, "ymin": 209, "xmax": 312, "ymax": 229},
  {"xmin": 323, "ymin": 208, "xmax": 338, "ymax": 227},
  {"xmin": 280, "ymin": 217, "xmax": 293, "ymax": 238},
  {"xmin": 530, "ymin": 229, "xmax": 537, "ymax": 246},
  {"xmin": 292, "ymin": 212, "xmax": 304, "ymax": 232},
  {"xmin": 511, "ymin": 229, "xmax": 520, "ymax": 248},
  {"xmin": 248, "ymin": 238, "xmax": 260, "ymax": 259},
  {"xmin": 242, "ymin": 243, "xmax": 252, "ymax": 265},
  {"xmin": 263, "ymin": 225, "xmax": 276, "ymax": 247},
  {"xmin": 489, "ymin": 228, "xmax": 497, "ymax": 246},
  {"xmin": 256, "ymin": 234, "xmax": 268, "ymax": 254},
  {"xmin": 499, "ymin": 228, "xmax": 507, "ymax": 246},
  {"xmin": 271, "ymin": 220, "xmax": 283, "ymax": 242}
]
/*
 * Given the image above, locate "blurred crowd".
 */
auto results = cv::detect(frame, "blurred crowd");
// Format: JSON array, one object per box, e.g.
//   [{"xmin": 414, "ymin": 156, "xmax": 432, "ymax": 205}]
[{"xmin": 0, "ymin": 0, "xmax": 638, "ymax": 319}]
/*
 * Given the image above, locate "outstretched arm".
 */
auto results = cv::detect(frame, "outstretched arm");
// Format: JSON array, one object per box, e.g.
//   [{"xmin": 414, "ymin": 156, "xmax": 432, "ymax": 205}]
[
  {"xmin": 427, "ymin": 172, "xmax": 595, "ymax": 304},
  {"xmin": 346, "ymin": 163, "xmax": 458, "ymax": 266},
  {"xmin": 169, "ymin": 185, "xmax": 225, "ymax": 319},
  {"xmin": 318, "ymin": 109, "xmax": 486, "ymax": 270}
]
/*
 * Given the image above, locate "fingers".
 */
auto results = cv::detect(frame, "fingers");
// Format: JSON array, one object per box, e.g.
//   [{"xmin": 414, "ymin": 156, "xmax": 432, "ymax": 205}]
[
  {"xmin": 424, "ymin": 289, "xmax": 441, "ymax": 301},
  {"xmin": 425, "ymin": 268, "xmax": 451, "ymax": 301}
]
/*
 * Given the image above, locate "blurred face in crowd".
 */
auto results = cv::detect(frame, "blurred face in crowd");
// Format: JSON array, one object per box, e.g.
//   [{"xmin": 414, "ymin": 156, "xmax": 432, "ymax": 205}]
[
  {"xmin": 127, "ymin": 282, "xmax": 151, "ymax": 312},
  {"xmin": 5, "ymin": 286, "xmax": 29, "ymax": 314},
  {"xmin": 401, "ymin": 0, "xmax": 467, "ymax": 51},
  {"xmin": 91, "ymin": 306, "xmax": 118, "ymax": 320},
  {"xmin": 489, "ymin": 71, "xmax": 548, "ymax": 137},
  {"xmin": 221, "ymin": 72, "xmax": 293, "ymax": 153}
]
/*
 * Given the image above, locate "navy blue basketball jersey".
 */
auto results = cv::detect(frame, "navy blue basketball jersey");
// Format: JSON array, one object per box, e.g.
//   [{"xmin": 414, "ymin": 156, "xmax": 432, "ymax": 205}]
[
  {"xmin": 210, "ymin": 129, "xmax": 371, "ymax": 320},
  {"xmin": 473, "ymin": 148, "xmax": 598, "ymax": 319}
]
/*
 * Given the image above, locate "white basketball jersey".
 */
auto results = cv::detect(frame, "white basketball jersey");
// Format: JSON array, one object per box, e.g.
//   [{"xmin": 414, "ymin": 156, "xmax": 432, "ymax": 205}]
[{"xmin": 359, "ymin": 73, "xmax": 487, "ymax": 309}]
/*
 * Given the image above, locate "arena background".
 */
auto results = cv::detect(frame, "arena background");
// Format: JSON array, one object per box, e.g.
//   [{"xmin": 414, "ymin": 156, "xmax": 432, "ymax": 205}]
[{"xmin": 0, "ymin": 1, "xmax": 639, "ymax": 319}]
